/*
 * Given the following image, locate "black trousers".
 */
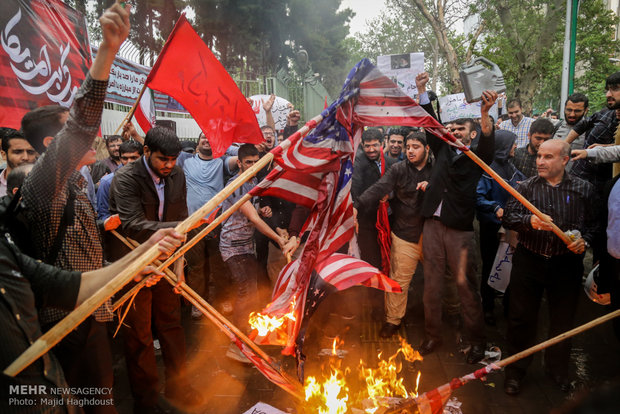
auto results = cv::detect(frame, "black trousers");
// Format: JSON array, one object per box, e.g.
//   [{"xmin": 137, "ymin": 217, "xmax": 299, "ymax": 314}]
[
  {"xmin": 44, "ymin": 317, "xmax": 116, "ymax": 414},
  {"xmin": 479, "ymin": 221, "xmax": 501, "ymax": 313},
  {"xmin": 121, "ymin": 280, "xmax": 187, "ymax": 410},
  {"xmin": 506, "ymin": 245, "xmax": 583, "ymax": 379}
]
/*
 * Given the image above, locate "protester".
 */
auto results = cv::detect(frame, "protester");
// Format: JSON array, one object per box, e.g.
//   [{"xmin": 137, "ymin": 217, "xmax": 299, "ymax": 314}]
[
  {"xmin": 17, "ymin": 4, "xmax": 130, "ymax": 412},
  {"xmin": 502, "ymin": 139, "xmax": 599, "ymax": 395},
  {"xmin": 384, "ymin": 127, "xmax": 406, "ymax": 161},
  {"xmin": 513, "ymin": 118, "xmax": 554, "ymax": 178},
  {"xmin": 552, "ymin": 93, "xmax": 589, "ymax": 144},
  {"xmin": 357, "ymin": 131, "xmax": 432, "ymax": 338},
  {"xmin": 180, "ymin": 132, "xmax": 238, "ymax": 319},
  {"xmin": 0, "ymin": 226, "xmax": 183, "ymax": 414},
  {"xmin": 96, "ymin": 139, "xmax": 143, "ymax": 221},
  {"xmin": 90, "ymin": 135, "xmax": 122, "ymax": 186},
  {"xmin": 219, "ymin": 144, "xmax": 295, "ymax": 363},
  {"xmin": 499, "ymin": 98, "xmax": 535, "ymax": 148},
  {"xmin": 352, "ymin": 128, "xmax": 397, "ymax": 269},
  {"xmin": 108, "ymin": 126, "xmax": 202, "ymax": 411},
  {"xmin": 5, "ymin": 163, "xmax": 34, "ymax": 197},
  {"xmin": 565, "ymin": 72, "xmax": 620, "ymax": 193},
  {"xmin": 475, "ymin": 130, "xmax": 525, "ymax": 325},
  {"xmin": 417, "ymin": 71, "xmax": 497, "ymax": 363},
  {"xmin": 0, "ymin": 130, "xmax": 36, "ymax": 197}
]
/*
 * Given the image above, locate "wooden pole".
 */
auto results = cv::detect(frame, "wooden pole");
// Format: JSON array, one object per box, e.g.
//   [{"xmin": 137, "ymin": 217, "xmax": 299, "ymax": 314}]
[
  {"xmin": 113, "ymin": 82, "xmax": 148, "ymax": 135},
  {"xmin": 112, "ymin": 194, "xmax": 251, "ymax": 311},
  {"xmin": 463, "ymin": 148, "xmax": 573, "ymax": 245},
  {"xmin": 4, "ymin": 114, "xmax": 323, "ymax": 377},
  {"xmin": 386, "ymin": 308, "xmax": 620, "ymax": 414},
  {"xmin": 495, "ymin": 308, "xmax": 620, "ymax": 368},
  {"xmin": 116, "ymin": 233, "xmax": 304, "ymax": 400}
]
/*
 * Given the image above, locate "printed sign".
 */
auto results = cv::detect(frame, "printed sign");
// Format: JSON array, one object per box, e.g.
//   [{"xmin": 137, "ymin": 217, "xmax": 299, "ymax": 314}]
[
  {"xmin": 377, "ymin": 53, "xmax": 425, "ymax": 99},
  {"xmin": 438, "ymin": 92, "xmax": 499, "ymax": 123},
  {"xmin": 242, "ymin": 402, "xmax": 287, "ymax": 414},
  {"xmin": 249, "ymin": 94, "xmax": 292, "ymax": 131}
]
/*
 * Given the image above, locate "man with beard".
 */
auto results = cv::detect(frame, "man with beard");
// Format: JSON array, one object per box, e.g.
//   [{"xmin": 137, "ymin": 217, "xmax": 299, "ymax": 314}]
[
  {"xmin": 417, "ymin": 72, "xmax": 497, "ymax": 363},
  {"xmin": 357, "ymin": 131, "xmax": 432, "ymax": 338},
  {"xmin": 180, "ymin": 132, "xmax": 237, "ymax": 319},
  {"xmin": 108, "ymin": 126, "xmax": 203, "ymax": 412},
  {"xmin": 552, "ymin": 93, "xmax": 589, "ymax": 145},
  {"xmin": 513, "ymin": 118, "xmax": 555, "ymax": 178},
  {"xmin": 352, "ymin": 128, "xmax": 397, "ymax": 269},
  {"xmin": 0, "ymin": 130, "xmax": 36, "ymax": 197},
  {"xmin": 565, "ymin": 72, "xmax": 620, "ymax": 193},
  {"xmin": 90, "ymin": 135, "xmax": 122, "ymax": 186}
]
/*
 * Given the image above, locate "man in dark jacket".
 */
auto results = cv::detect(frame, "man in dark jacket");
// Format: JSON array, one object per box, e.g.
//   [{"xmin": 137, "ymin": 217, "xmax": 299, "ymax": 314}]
[
  {"xmin": 358, "ymin": 131, "xmax": 432, "ymax": 338},
  {"xmin": 417, "ymin": 72, "xmax": 497, "ymax": 364},
  {"xmin": 352, "ymin": 128, "xmax": 397, "ymax": 269},
  {"xmin": 109, "ymin": 127, "xmax": 201, "ymax": 412}
]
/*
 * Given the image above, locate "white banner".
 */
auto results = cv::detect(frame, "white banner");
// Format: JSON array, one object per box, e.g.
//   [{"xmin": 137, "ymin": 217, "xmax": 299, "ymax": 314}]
[
  {"xmin": 487, "ymin": 241, "xmax": 513, "ymax": 293},
  {"xmin": 108, "ymin": 64, "xmax": 147, "ymax": 98},
  {"xmin": 376, "ymin": 52, "xmax": 425, "ymax": 99},
  {"xmin": 438, "ymin": 92, "xmax": 499, "ymax": 123},
  {"xmin": 249, "ymin": 94, "xmax": 292, "ymax": 131}
]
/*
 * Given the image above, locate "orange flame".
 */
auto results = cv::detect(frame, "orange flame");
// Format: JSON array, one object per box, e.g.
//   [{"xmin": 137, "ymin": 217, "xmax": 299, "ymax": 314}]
[
  {"xmin": 304, "ymin": 335, "xmax": 423, "ymax": 412},
  {"xmin": 248, "ymin": 297, "xmax": 296, "ymax": 337}
]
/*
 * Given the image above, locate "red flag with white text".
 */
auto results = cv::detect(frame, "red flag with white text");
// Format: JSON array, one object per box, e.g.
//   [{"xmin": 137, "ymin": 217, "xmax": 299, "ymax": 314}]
[
  {"xmin": 144, "ymin": 14, "xmax": 263, "ymax": 157},
  {"xmin": 0, "ymin": 0, "xmax": 91, "ymax": 129}
]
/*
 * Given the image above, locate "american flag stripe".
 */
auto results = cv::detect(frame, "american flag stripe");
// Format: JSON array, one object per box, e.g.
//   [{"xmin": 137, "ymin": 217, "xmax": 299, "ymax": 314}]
[
  {"xmin": 315, "ymin": 253, "xmax": 401, "ymax": 292},
  {"xmin": 250, "ymin": 166, "xmax": 322, "ymax": 209}
]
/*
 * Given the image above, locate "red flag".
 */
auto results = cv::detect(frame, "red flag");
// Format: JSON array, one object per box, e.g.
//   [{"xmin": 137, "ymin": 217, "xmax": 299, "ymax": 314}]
[
  {"xmin": 324, "ymin": 96, "xmax": 329, "ymax": 109},
  {"xmin": 0, "ymin": 0, "xmax": 92, "ymax": 129},
  {"xmin": 144, "ymin": 14, "xmax": 262, "ymax": 157},
  {"xmin": 376, "ymin": 150, "xmax": 391, "ymax": 275}
]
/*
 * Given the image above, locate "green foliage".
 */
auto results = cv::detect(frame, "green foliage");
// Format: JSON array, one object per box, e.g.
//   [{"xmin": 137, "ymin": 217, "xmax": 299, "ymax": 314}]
[
  {"xmin": 479, "ymin": 0, "xmax": 619, "ymax": 113},
  {"xmin": 286, "ymin": 0, "xmax": 354, "ymax": 95}
]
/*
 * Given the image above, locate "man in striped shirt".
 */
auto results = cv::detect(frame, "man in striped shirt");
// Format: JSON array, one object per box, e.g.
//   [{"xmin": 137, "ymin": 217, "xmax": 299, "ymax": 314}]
[
  {"xmin": 502, "ymin": 139, "xmax": 599, "ymax": 396},
  {"xmin": 499, "ymin": 99, "xmax": 535, "ymax": 148}
]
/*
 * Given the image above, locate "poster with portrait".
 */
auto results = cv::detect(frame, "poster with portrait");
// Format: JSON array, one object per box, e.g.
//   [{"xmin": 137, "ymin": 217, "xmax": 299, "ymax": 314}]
[
  {"xmin": 0, "ymin": 0, "xmax": 92, "ymax": 129},
  {"xmin": 376, "ymin": 52, "xmax": 425, "ymax": 99}
]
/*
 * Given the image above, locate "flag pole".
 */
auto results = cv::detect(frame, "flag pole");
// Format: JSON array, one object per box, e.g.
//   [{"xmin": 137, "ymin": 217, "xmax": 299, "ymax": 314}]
[
  {"xmin": 462, "ymin": 148, "xmax": 573, "ymax": 245},
  {"xmin": 113, "ymin": 82, "xmax": 148, "ymax": 135},
  {"xmin": 3, "ymin": 114, "xmax": 323, "ymax": 377},
  {"xmin": 112, "ymin": 193, "xmax": 251, "ymax": 311},
  {"xmin": 386, "ymin": 308, "xmax": 620, "ymax": 413},
  {"xmin": 114, "ymin": 233, "xmax": 305, "ymax": 400}
]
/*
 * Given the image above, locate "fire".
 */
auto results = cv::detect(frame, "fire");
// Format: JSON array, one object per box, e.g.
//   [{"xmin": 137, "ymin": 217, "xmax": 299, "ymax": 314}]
[
  {"xmin": 305, "ymin": 370, "xmax": 349, "ymax": 414},
  {"xmin": 248, "ymin": 297, "xmax": 296, "ymax": 337},
  {"xmin": 304, "ymin": 335, "xmax": 423, "ymax": 413}
]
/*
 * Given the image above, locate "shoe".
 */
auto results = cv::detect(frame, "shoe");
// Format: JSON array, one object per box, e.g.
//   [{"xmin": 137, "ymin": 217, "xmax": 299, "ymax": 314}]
[
  {"xmin": 191, "ymin": 305, "xmax": 203, "ymax": 320},
  {"xmin": 483, "ymin": 311, "xmax": 496, "ymax": 326},
  {"xmin": 226, "ymin": 344, "xmax": 251, "ymax": 364},
  {"xmin": 504, "ymin": 377, "xmax": 521, "ymax": 395},
  {"xmin": 466, "ymin": 344, "xmax": 486, "ymax": 364},
  {"xmin": 379, "ymin": 322, "xmax": 401, "ymax": 338},
  {"xmin": 419, "ymin": 338, "xmax": 442, "ymax": 356}
]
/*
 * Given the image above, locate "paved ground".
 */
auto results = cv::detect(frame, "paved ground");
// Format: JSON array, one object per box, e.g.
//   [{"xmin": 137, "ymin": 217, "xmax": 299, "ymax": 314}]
[{"xmin": 110, "ymin": 259, "xmax": 620, "ymax": 414}]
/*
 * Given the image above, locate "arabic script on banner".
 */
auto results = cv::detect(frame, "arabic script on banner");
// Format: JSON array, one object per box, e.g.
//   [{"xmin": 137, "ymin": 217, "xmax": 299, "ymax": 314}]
[{"xmin": 1, "ymin": 8, "xmax": 78, "ymax": 106}]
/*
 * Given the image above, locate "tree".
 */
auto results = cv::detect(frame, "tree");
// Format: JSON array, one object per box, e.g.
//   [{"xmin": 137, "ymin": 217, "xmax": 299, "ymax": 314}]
[{"xmin": 287, "ymin": 0, "xmax": 354, "ymax": 95}]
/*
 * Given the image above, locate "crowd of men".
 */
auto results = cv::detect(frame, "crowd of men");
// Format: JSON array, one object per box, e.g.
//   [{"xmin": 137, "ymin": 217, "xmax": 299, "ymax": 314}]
[{"xmin": 0, "ymin": 2, "xmax": 619, "ymax": 414}]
